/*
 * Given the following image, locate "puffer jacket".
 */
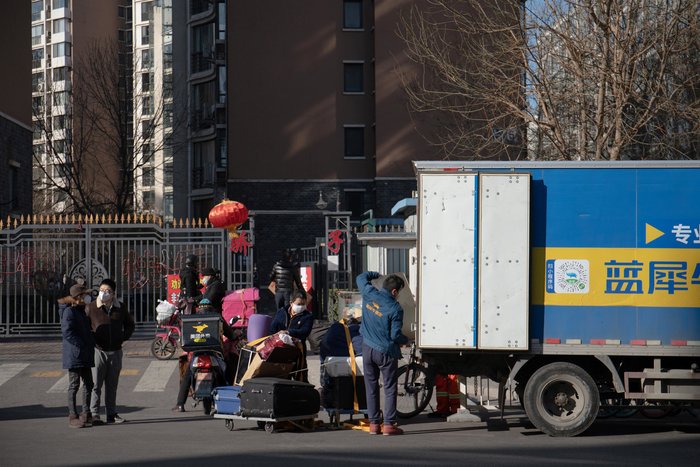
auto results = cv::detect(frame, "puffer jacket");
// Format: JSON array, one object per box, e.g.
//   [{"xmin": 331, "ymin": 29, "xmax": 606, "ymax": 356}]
[
  {"xmin": 85, "ymin": 300, "xmax": 135, "ymax": 352},
  {"xmin": 198, "ymin": 277, "xmax": 226, "ymax": 314},
  {"xmin": 180, "ymin": 266, "xmax": 201, "ymax": 299},
  {"xmin": 269, "ymin": 260, "xmax": 303, "ymax": 292},
  {"xmin": 60, "ymin": 303, "xmax": 95, "ymax": 369}
]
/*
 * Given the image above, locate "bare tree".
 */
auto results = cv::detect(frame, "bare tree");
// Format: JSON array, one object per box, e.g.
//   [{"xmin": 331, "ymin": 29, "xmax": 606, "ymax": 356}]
[
  {"xmin": 399, "ymin": 0, "xmax": 700, "ymax": 160},
  {"xmin": 32, "ymin": 38, "xmax": 183, "ymax": 215}
]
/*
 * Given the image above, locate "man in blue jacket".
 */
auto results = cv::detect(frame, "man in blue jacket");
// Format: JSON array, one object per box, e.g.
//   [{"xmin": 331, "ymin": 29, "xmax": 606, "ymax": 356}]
[{"xmin": 357, "ymin": 271, "xmax": 408, "ymax": 436}]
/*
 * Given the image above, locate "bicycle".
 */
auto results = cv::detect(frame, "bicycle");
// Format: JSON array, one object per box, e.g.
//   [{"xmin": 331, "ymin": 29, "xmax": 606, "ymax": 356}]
[{"xmin": 396, "ymin": 342, "xmax": 434, "ymax": 418}]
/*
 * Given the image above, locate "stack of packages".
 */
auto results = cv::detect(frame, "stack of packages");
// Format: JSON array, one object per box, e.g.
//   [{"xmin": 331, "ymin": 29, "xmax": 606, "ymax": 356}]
[{"xmin": 214, "ymin": 332, "xmax": 320, "ymax": 418}]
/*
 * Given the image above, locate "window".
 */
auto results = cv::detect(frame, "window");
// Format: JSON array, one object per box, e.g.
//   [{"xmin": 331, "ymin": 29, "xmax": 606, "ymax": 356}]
[
  {"xmin": 142, "ymin": 191, "xmax": 155, "ymax": 209},
  {"xmin": 164, "ymin": 163, "xmax": 173, "ymax": 186},
  {"xmin": 118, "ymin": 5, "xmax": 125, "ymax": 18},
  {"xmin": 141, "ymin": 1, "xmax": 153, "ymax": 21},
  {"xmin": 52, "ymin": 66, "xmax": 69, "ymax": 82},
  {"xmin": 53, "ymin": 91, "xmax": 68, "ymax": 106},
  {"xmin": 141, "ymin": 72, "xmax": 151, "ymax": 92},
  {"xmin": 216, "ymin": 129, "xmax": 227, "ymax": 167},
  {"xmin": 386, "ymin": 248, "xmax": 409, "ymax": 276},
  {"xmin": 343, "ymin": 62, "xmax": 364, "ymax": 93},
  {"xmin": 32, "ymin": 72, "xmax": 44, "ymax": 91},
  {"xmin": 142, "ymin": 167, "xmax": 155, "ymax": 186},
  {"xmin": 52, "ymin": 42, "xmax": 71, "ymax": 57},
  {"xmin": 192, "ymin": 140, "xmax": 215, "ymax": 188},
  {"xmin": 53, "ymin": 139, "xmax": 66, "ymax": 154},
  {"xmin": 344, "ymin": 126, "xmax": 365, "ymax": 158},
  {"xmin": 141, "ymin": 25, "xmax": 150, "ymax": 45},
  {"xmin": 33, "ymin": 96, "xmax": 44, "ymax": 112},
  {"xmin": 142, "ymin": 120, "xmax": 153, "ymax": 139},
  {"xmin": 217, "ymin": 2, "xmax": 226, "ymax": 40},
  {"xmin": 218, "ymin": 66, "xmax": 227, "ymax": 104},
  {"xmin": 141, "ymin": 49, "xmax": 152, "ymax": 68},
  {"xmin": 32, "ymin": 49, "xmax": 44, "ymax": 69},
  {"xmin": 53, "ymin": 0, "xmax": 68, "ymax": 9},
  {"xmin": 32, "ymin": 25, "xmax": 44, "ymax": 46},
  {"xmin": 192, "ymin": 24, "xmax": 214, "ymax": 73},
  {"xmin": 191, "ymin": 0, "xmax": 214, "ymax": 16},
  {"xmin": 118, "ymin": 29, "xmax": 126, "ymax": 42},
  {"xmin": 343, "ymin": 0, "xmax": 363, "ymax": 29},
  {"xmin": 32, "ymin": 1, "xmax": 44, "ymax": 22},
  {"xmin": 53, "ymin": 19, "xmax": 68, "ymax": 33},
  {"xmin": 142, "ymin": 96, "xmax": 154, "ymax": 115},
  {"xmin": 164, "ymin": 193, "xmax": 173, "ymax": 218},
  {"xmin": 142, "ymin": 144, "xmax": 153, "ymax": 163},
  {"xmin": 53, "ymin": 115, "xmax": 66, "ymax": 130}
]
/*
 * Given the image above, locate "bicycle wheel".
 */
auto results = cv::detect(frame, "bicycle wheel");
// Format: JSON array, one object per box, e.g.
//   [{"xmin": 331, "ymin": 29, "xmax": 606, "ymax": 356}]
[
  {"xmin": 396, "ymin": 363, "xmax": 433, "ymax": 418},
  {"xmin": 150, "ymin": 337, "xmax": 177, "ymax": 360}
]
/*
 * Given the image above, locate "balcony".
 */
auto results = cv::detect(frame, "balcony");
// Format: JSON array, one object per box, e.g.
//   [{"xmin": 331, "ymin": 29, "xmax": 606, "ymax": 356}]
[{"xmin": 191, "ymin": 52, "xmax": 215, "ymax": 75}]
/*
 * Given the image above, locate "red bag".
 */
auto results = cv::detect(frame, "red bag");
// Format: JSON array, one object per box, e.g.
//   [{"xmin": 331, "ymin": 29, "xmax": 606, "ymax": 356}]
[{"xmin": 257, "ymin": 332, "xmax": 298, "ymax": 360}]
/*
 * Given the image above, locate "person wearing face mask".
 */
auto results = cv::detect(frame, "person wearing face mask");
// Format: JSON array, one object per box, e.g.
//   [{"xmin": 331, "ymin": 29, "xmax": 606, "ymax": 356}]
[
  {"xmin": 269, "ymin": 290, "xmax": 313, "ymax": 381},
  {"xmin": 59, "ymin": 283, "xmax": 95, "ymax": 428},
  {"xmin": 197, "ymin": 267, "xmax": 226, "ymax": 314},
  {"xmin": 85, "ymin": 278, "xmax": 135, "ymax": 425},
  {"xmin": 357, "ymin": 272, "xmax": 408, "ymax": 436}
]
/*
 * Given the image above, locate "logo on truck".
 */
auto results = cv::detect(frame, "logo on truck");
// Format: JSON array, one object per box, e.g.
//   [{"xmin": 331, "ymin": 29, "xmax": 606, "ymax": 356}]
[{"xmin": 546, "ymin": 259, "xmax": 589, "ymax": 294}]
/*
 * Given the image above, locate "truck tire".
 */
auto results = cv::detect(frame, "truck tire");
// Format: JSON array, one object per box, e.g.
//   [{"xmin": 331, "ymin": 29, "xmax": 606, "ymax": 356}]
[{"xmin": 523, "ymin": 362, "xmax": 599, "ymax": 437}]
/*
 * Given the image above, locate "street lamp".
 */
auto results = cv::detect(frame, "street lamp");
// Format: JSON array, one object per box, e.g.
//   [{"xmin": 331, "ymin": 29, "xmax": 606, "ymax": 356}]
[{"xmin": 315, "ymin": 191, "xmax": 328, "ymax": 210}]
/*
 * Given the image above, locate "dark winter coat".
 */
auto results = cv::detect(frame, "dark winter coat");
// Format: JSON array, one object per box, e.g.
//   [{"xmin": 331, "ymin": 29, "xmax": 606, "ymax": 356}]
[
  {"xmin": 270, "ymin": 307, "xmax": 314, "ymax": 350},
  {"xmin": 180, "ymin": 266, "xmax": 201, "ymax": 299},
  {"xmin": 319, "ymin": 320, "xmax": 363, "ymax": 363},
  {"xmin": 198, "ymin": 277, "xmax": 226, "ymax": 314},
  {"xmin": 269, "ymin": 260, "xmax": 303, "ymax": 293},
  {"xmin": 85, "ymin": 299, "xmax": 135, "ymax": 352},
  {"xmin": 60, "ymin": 303, "xmax": 95, "ymax": 369}
]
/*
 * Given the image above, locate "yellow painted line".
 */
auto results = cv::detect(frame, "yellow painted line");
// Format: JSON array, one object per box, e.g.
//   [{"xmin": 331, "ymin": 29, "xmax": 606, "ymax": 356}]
[
  {"xmin": 32, "ymin": 371, "xmax": 63, "ymax": 377},
  {"xmin": 120, "ymin": 369, "xmax": 139, "ymax": 376}
]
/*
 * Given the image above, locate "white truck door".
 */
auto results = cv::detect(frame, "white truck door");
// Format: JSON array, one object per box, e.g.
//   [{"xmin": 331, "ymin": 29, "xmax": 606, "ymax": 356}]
[
  {"xmin": 478, "ymin": 174, "xmax": 530, "ymax": 350},
  {"xmin": 418, "ymin": 173, "xmax": 478, "ymax": 348}
]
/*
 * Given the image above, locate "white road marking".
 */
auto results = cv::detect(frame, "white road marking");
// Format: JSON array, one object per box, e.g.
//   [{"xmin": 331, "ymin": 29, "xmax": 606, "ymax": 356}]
[
  {"xmin": 0, "ymin": 363, "xmax": 30, "ymax": 387},
  {"xmin": 47, "ymin": 373, "xmax": 70, "ymax": 393},
  {"xmin": 133, "ymin": 360, "xmax": 177, "ymax": 392}
]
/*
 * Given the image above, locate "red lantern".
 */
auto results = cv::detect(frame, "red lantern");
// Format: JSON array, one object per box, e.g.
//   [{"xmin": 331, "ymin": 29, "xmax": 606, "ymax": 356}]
[{"xmin": 208, "ymin": 200, "xmax": 249, "ymax": 239}]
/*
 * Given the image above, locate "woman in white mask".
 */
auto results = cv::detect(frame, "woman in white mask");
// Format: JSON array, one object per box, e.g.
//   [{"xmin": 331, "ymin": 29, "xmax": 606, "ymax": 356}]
[{"xmin": 269, "ymin": 290, "xmax": 313, "ymax": 381}]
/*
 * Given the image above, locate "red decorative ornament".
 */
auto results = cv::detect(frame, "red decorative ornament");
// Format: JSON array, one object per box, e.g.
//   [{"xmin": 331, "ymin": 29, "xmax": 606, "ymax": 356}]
[{"xmin": 208, "ymin": 200, "xmax": 249, "ymax": 239}]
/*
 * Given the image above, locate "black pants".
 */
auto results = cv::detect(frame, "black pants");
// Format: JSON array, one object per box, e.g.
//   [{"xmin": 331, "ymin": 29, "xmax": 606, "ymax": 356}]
[
  {"xmin": 177, "ymin": 367, "xmax": 193, "ymax": 406},
  {"xmin": 68, "ymin": 367, "xmax": 94, "ymax": 416}
]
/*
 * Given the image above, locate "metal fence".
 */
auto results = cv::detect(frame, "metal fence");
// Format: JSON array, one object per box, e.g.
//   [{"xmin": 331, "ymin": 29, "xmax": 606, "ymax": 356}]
[{"xmin": 0, "ymin": 215, "xmax": 254, "ymax": 336}]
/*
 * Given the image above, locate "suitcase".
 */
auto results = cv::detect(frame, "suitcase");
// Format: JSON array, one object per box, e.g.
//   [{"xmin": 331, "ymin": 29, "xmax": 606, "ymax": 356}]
[
  {"xmin": 180, "ymin": 313, "xmax": 223, "ymax": 352},
  {"xmin": 330, "ymin": 376, "xmax": 367, "ymax": 411},
  {"xmin": 239, "ymin": 377, "xmax": 320, "ymax": 418},
  {"xmin": 213, "ymin": 386, "xmax": 242, "ymax": 415}
]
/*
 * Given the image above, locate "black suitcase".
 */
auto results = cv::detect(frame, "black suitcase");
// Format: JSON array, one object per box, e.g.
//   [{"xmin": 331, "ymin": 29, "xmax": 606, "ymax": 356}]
[
  {"xmin": 330, "ymin": 376, "xmax": 367, "ymax": 411},
  {"xmin": 239, "ymin": 377, "xmax": 320, "ymax": 418}
]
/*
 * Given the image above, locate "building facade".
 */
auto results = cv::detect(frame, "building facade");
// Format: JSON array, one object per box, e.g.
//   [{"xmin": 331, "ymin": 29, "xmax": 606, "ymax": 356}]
[
  {"xmin": 226, "ymin": 0, "xmax": 435, "ymax": 276},
  {"xmin": 1, "ymin": 0, "xmax": 32, "ymax": 220}
]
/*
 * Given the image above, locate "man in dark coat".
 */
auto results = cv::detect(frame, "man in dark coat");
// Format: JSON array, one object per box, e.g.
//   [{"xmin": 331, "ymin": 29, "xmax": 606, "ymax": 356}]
[
  {"xmin": 198, "ymin": 267, "xmax": 226, "ymax": 314},
  {"xmin": 180, "ymin": 254, "xmax": 201, "ymax": 304},
  {"xmin": 269, "ymin": 249, "xmax": 304, "ymax": 308},
  {"xmin": 86, "ymin": 278, "xmax": 135, "ymax": 425},
  {"xmin": 60, "ymin": 283, "xmax": 95, "ymax": 428}
]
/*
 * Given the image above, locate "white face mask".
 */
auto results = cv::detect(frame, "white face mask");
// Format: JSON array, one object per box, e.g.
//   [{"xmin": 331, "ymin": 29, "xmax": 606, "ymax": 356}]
[
  {"xmin": 291, "ymin": 304, "xmax": 305, "ymax": 315},
  {"xmin": 98, "ymin": 291, "xmax": 112, "ymax": 302}
]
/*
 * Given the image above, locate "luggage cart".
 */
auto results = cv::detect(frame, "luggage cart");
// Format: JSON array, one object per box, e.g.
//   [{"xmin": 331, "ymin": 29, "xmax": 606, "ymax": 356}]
[
  {"xmin": 213, "ymin": 412, "xmax": 318, "ymax": 434},
  {"xmin": 323, "ymin": 375, "xmax": 368, "ymax": 428}
]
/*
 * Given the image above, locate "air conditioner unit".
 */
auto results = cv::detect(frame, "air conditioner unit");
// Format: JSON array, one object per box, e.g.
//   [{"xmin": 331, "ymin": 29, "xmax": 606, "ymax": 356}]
[
  {"xmin": 37, "ymin": 83, "xmax": 44, "ymax": 91},
  {"xmin": 47, "ymin": 31, "xmax": 51, "ymax": 43}
]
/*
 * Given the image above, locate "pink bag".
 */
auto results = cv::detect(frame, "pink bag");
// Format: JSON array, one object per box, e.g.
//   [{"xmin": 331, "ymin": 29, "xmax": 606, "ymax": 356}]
[{"xmin": 222, "ymin": 287, "xmax": 259, "ymax": 327}]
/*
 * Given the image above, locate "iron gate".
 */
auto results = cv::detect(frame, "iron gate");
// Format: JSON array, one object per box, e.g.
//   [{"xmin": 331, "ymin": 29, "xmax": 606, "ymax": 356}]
[{"xmin": 0, "ymin": 217, "xmax": 254, "ymax": 336}]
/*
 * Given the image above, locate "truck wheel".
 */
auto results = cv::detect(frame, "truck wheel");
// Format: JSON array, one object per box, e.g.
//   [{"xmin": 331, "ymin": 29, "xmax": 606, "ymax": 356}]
[{"xmin": 523, "ymin": 362, "xmax": 599, "ymax": 437}]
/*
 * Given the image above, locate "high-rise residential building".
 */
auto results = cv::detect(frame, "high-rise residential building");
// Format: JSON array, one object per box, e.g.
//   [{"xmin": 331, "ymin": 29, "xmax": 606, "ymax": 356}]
[
  {"xmin": 1, "ymin": 0, "xmax": 32, "ymax": 219},
  {"xmin": 186, "ymin": 0, "xmax": 229, "ymax": 219},
  {"xmin": 31, "ymin": 0, "xmax": 132, "ymax": 214}
]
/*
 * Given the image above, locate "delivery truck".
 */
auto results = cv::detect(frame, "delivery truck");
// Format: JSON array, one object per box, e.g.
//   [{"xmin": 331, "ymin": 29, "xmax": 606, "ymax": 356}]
[{"xmin": 414, "ymin": 161, "xmax": 700, "ymax": 436}]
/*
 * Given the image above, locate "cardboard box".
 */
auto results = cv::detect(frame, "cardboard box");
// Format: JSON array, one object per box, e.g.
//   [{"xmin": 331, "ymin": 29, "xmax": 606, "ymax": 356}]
[{"xmin": 234, "ymin": 346, "xmax": 298, "ymax": 385}]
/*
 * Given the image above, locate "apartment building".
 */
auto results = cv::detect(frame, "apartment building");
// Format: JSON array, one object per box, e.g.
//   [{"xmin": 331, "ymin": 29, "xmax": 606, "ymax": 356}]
[
  {"xmin": 226, "ymin": 0, "xmax": 436, "ymax": 273},
  {"xmin": 1, "ymin": 0, "xmax": 32, "ymax": 220},
  {"xmin": 31, "ymin": 0, "xmax": 131, "ymax": 213}
]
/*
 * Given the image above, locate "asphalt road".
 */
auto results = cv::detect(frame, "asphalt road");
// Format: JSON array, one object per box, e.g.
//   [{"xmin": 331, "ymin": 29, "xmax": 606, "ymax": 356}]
[{"xmin": 0, "ymin": 338, "xmax": 698, "ymax": 467}]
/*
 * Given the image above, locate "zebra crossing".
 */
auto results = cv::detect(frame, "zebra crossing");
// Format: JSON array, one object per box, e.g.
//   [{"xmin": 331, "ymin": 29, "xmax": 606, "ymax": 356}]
[{"xmin": 0, "ymin": 360, "xmax": 179, "ymax": 394}]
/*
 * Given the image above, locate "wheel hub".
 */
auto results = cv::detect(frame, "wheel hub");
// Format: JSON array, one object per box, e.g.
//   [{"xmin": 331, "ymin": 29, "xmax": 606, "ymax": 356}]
[{"xmin": 554, "ymin": 392, "xmax": 569, "ymax": 408}]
